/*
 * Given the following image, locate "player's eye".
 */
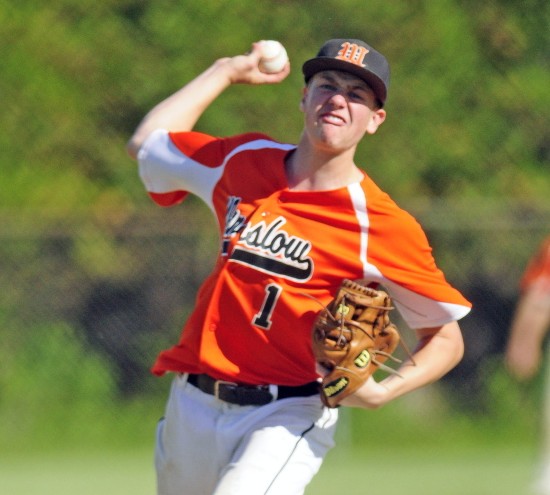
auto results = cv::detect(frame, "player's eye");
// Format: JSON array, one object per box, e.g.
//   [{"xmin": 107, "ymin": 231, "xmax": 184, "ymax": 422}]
[{"xmin": 348, "ymin": 90, "xmax": 367, "ymax": 101}]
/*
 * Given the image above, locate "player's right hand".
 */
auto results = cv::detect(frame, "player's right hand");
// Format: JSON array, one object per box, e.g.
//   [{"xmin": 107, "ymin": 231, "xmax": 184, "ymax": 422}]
[{"xmin": 221, "ymin": 42, "xmax": 290, "ymax": 86}]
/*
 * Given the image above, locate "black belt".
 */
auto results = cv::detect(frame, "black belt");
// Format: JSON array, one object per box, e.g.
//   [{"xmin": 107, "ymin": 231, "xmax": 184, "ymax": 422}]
[{"xmin": 187, "ymin": 373, "xmax": 320, "ymax": 406}]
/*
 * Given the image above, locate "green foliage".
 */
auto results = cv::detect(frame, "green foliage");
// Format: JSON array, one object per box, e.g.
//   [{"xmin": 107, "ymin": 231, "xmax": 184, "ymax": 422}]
[
  {"xmin": 0, "ymin": 319, "xmax": 170, "ymax": 453},
  {"xmin": 1, "ymin": 0, "xmax": 549, "ymax": 457},
  {"xmin": 0, "ymin": 321, "xmax": 113, "ymax": 450},
  {"xmin": 2, "ymin": 0, "xmax": 548, "ymax": 207},
  {"xmin": 343, "ymin": 363, "xmax": 539, "ymax": 452}
]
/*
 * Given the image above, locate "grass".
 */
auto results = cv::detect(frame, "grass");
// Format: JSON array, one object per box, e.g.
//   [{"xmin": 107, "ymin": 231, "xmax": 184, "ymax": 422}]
[
  {"xmin": 0, "ymin": 444, "xmax": 538, "ymax": 495},
  {"xmin": 0, "ymin": 449, "xmax": 155, "ymax": 495},
  {"xmin": 1, "ymin": 382, "xmax": 541, "ymax": 495},
  {"xmin": 307, "ymin": 445, "xmax": 537, "ymax": 495}
]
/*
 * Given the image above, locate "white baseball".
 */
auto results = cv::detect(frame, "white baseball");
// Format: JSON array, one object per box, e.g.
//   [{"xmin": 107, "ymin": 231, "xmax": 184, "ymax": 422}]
[{"xmin": 258, "ymin": 40, "xmax": 288, "ymax": 74}]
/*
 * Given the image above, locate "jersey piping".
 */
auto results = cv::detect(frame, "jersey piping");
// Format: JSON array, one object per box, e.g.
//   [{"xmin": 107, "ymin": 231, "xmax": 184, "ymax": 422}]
[{"xmin": 137, "ymin": 129, "xmax": 472, "ymax": 385}]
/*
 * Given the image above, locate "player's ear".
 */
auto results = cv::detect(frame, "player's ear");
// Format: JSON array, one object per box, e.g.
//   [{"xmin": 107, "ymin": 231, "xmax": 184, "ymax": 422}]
[
  {"xmin": 299, "ymin": 86, "xmax": 308, "ymax": 112},
  {"xmin": 365, "ymin": 108, "xmax": 386, "ymax": 135}
]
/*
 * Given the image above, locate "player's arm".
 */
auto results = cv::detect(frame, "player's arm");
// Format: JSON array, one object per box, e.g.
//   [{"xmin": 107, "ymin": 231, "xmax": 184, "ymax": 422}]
[
  {"xmin": 341, "ymin": 321, "xmax": 464, "ymax": 409},
  {"xmin": 126, "ymin": 42, "xmax": 290, "ymax": 159},
  {"xmin": 505, "ymin": 284, "xmax": 550, "ymax": 380}
]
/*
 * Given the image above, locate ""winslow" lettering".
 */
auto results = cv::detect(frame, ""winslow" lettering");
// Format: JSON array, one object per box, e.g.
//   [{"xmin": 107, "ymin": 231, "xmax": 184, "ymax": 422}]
[{"xmin": 229, "ymin": 216, "xmax": 314, "ymax": 281}]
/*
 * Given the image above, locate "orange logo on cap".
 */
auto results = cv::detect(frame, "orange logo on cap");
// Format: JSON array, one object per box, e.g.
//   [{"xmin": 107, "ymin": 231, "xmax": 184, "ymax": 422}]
[{"xmin": 336, "ymin": 42, "xmax": 369, "ymax": 67}]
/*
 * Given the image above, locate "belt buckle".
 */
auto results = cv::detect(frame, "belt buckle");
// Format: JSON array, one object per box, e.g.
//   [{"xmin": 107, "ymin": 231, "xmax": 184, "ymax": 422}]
[
  {"xmin": 214, "ymin": 380, "xmax": 277, "ymax": 406},
  {"xmin": 214, "ymin": 380, "xmax": 238, "ymax": 400}
]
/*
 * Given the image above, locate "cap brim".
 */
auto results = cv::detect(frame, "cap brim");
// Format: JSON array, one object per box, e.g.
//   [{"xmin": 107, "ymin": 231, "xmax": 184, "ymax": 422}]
[{"xmin": 302, "ymin": 57, "xmax": 387, "ymax": 105}]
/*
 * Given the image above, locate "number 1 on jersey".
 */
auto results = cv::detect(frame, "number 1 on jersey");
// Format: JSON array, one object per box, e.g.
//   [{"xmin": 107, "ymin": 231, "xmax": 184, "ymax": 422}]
[{"xmin": 253, "ymin": 283, "xmax": 282, "ymax": 330}]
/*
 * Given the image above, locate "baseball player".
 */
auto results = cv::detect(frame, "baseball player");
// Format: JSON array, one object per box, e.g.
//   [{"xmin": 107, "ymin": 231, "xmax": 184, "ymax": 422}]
[
  {"xmin": 127, "ymin": 38, "xmax": 472, "ymax": 495},
  {"xmin": 505, "ymin": 236, "xmax": 550, "ymax": 495}
]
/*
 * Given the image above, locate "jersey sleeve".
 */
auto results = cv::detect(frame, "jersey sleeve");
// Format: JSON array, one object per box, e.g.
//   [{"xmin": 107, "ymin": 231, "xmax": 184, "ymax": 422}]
[
  {"xmin": 520, "ymin": 236, "xmax": 550, "ymax": 293},
  {"xmin": 137, "ymin": 129, "xmax": 224, "ymax": 209},
  {"xmin": 364, "ymin": 186, "xmax": 472, "ymax": 328}
]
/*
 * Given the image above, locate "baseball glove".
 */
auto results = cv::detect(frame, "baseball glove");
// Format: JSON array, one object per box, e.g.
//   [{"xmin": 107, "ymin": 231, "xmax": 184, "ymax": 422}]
[{"xmin": 312, "ymin": 279, "xmax": 402, "ymax": 408}]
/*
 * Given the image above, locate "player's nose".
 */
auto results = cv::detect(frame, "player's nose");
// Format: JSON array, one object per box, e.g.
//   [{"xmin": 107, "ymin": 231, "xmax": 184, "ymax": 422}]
[{"xmin": 326, "ymin": 91, "xmax": 347, "ymax": 107}]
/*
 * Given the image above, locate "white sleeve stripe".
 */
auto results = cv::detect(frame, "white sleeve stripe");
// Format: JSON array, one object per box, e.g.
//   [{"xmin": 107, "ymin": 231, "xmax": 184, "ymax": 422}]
[
  {"xmin": 373, "ymin": 277, "xmax": 471, "ymax": 328},
  {"xmin": 138, "ymin": 130, "xmax": 295, "ymax": 211},
  {"xmin": 137, "ymin": 130, "xmax": 221, "ymax": 211},
  {"xmin": 347, "ymin": 182, "xmax": 471, "ymax": 327},
  {"xmin": 348, "ymin": 182, "xmax": 370, "ymax": 278}
]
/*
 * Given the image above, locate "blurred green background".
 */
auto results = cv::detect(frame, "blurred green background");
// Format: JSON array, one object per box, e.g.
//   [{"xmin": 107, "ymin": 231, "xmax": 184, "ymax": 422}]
[{"xmin": 1, "ymin": 0, "xmax": 549, "ymax": 494}]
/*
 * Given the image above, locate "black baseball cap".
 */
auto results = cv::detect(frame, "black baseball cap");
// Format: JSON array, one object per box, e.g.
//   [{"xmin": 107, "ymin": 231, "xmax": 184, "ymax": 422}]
[{"xmin": 302, "ymin": 38, "xmax": 390, "ymax": 106}]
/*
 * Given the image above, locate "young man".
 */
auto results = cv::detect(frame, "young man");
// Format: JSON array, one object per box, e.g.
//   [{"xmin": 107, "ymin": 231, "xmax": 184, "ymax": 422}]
[
  {"xmin": 127, "ymin": 38, "xmax": 471, "ymax": 495},
  {"xmin": 505, "ymin": 236, "xmax": 550, "ymax": 495}
]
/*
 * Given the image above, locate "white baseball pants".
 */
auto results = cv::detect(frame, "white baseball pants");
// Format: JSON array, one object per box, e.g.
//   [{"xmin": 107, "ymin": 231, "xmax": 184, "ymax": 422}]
[{"xmin": 155, "ymin": 374, "xmax": 338, "ymax": 495}]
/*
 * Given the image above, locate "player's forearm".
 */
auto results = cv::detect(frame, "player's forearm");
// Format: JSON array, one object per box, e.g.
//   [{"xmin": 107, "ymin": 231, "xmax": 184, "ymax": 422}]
[
  {"xmin": 127, "ymin": 43, "xmax": 291, "ymax": 159},
  {"xmin": 344, "ymin": 321, "xmax": 464, "ymax": 409},
  {"xmin": 509, "ymin": 288, "xmax": 550, "ymax": 346},
  {"xmin": 385, "ymin": 322, "xmax": 463, "ymax": 394},
  {"xmin": 126, "ymin": 59, "xmax": 234, "ymax": 159},
  {"xmin": 505, "ymin": 288, "xmax": 550, "ymax": 379}
]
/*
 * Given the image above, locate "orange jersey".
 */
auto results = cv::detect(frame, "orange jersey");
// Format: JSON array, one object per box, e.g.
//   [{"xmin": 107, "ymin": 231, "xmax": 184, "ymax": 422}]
[
  {"xmin": 521, "ymin": 236, "xmax": 550, "ymax": 294},
  {"xmin": 138, "ymin": 129, "xmax": 471, "ymax": 386}
]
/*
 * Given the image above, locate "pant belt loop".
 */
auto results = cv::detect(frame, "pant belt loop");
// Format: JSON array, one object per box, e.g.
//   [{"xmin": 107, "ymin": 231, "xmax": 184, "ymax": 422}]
[{"xmin": 268, "ymin": 384, "xmax": 278, "ymax": 401}]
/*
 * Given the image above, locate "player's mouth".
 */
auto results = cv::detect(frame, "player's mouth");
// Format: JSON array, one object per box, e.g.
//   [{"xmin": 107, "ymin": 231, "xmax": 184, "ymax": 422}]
[{"xmin": 320, "ymin": 112, "xmax": 346, "ymax": 125}]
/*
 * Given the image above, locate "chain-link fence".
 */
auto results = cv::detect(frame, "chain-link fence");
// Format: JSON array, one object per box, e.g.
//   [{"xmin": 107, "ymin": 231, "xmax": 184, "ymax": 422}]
[{"xmin": 1, "ymin": 199, "xmax": 548, "ymax": 451}]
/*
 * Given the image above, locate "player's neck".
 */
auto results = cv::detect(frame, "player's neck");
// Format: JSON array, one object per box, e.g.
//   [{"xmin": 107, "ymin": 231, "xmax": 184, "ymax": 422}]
[{"xmin": 285, "ymin": 145, "xmax": 363, "ymax": 191}]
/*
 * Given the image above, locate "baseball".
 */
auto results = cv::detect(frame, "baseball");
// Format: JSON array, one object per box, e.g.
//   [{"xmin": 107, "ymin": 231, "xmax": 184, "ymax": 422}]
[{"xmin": 258, "ymin": 40, "xmax": 288, "ymax": 74}]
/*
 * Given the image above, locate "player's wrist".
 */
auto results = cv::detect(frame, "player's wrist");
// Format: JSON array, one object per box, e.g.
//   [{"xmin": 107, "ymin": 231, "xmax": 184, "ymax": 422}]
[
  {"xmin": 338, "ymin": 377, "xmax": 390, "ymax": 409},
  {"xmin": 205, "ymin": 58, "xmax": 237, "ymax": 87}
]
